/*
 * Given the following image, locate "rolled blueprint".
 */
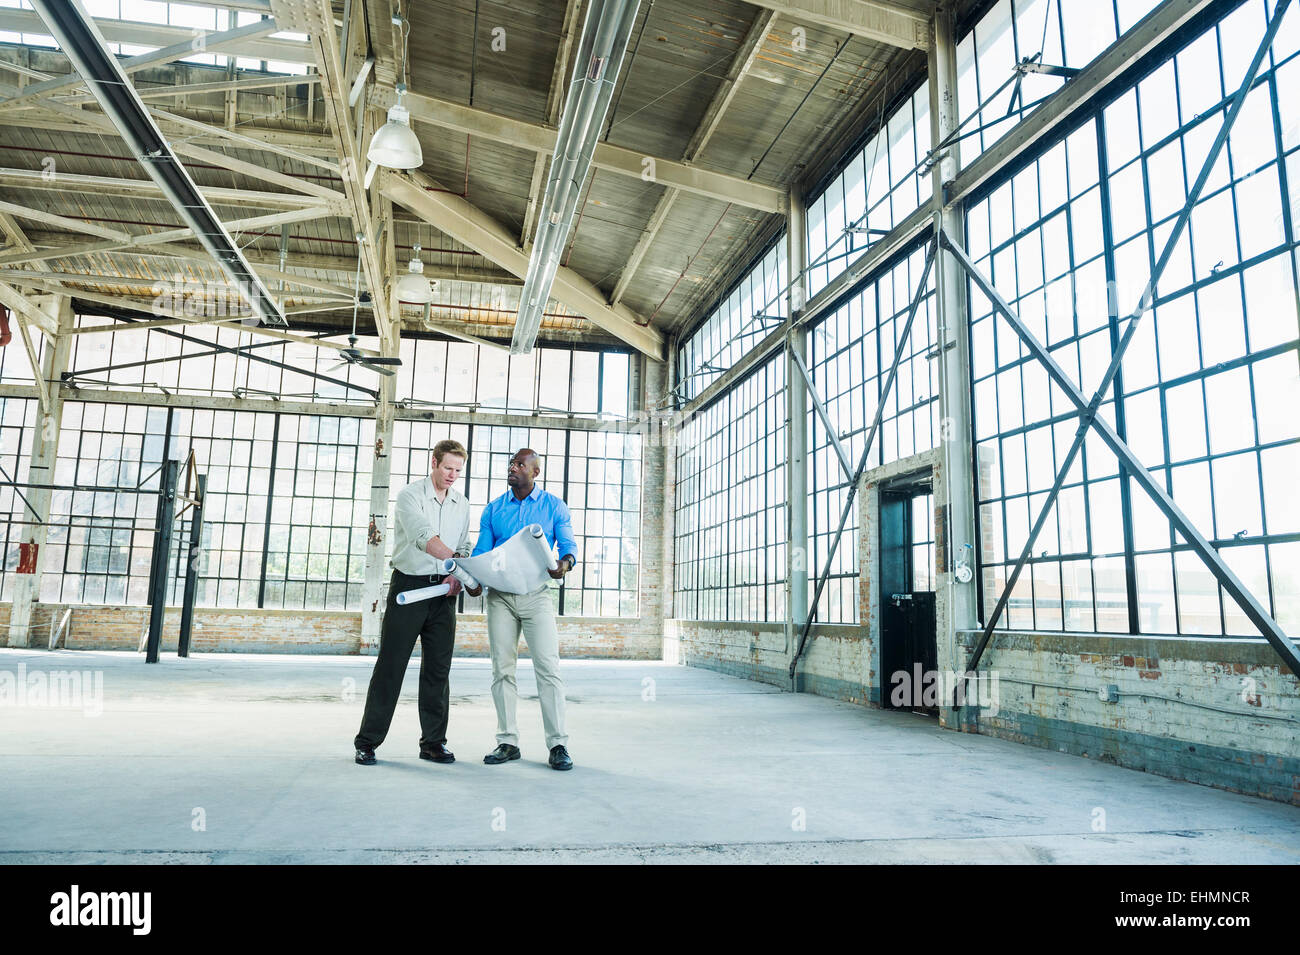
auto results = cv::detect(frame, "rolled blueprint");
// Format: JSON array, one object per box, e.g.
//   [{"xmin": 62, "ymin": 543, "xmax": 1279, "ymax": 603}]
[
  {"xmin": 441, "ymin": 557, "xmax": 481, "ymax": 591},
  {"xmin": 395, "ymin": 582, "xmax": 450, "ymax": 605},
  {"xmin": 528, "ymin": 523, "xmax": 559, "ymax": 570},
  {"xmin": 441, "ymin": 525, "xmax": 559, "ymax": 594}
]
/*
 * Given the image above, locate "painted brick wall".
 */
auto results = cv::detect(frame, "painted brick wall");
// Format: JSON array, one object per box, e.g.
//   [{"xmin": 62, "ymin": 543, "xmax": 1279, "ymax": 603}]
[
  {"xmin": 667, "ymin": 620, "xmax": 876, "ymax": 705},
  {"xmin": 0, "ymin": 602, "xmax": 661, "ymax": 659},
  {"xmin": 958, "ymin": 629, "xmax": 1300, "ymax": 805}
]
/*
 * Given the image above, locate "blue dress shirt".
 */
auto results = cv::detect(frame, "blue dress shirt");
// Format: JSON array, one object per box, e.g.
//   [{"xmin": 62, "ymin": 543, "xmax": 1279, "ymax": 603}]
[{"xmin": 473, "ymin": 484, "xmax": 578, "ymax": 567}]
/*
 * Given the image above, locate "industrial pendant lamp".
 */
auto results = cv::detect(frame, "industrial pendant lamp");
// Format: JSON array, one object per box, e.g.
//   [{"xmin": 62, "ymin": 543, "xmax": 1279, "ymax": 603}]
[
  {"xmin": 368, "ymin": 83, "xmax": 422, "ymax": 169},
  {"xmin": 396, "ymin": 245, "xmax": 436, "ymax": 304},
  {"xmin": 367, "ymin": 8, "xmax": 421, "ymax": 170}
]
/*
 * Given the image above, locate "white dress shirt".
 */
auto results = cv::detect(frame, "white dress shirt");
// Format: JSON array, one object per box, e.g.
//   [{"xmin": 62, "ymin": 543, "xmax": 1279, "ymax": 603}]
[{"xmin": 390, "ymin": 476, "xmax": 472, "ymax": 576}]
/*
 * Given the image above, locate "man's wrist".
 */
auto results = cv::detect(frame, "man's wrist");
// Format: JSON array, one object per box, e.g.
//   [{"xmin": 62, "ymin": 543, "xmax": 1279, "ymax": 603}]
[{"xmin": 561, "ymin": 555, "xmax": 575, "ymax": 572}]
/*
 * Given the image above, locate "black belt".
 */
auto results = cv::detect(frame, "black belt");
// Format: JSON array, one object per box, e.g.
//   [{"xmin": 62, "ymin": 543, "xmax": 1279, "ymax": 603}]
[{"xmin": 394, "ymin": 570, "xmax": 447, "ymax": 586}]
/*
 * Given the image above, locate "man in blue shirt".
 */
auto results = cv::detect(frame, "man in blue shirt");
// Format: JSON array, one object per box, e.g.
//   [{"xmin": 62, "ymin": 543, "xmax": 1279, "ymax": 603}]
[{"xmin": 471, "ymin": 447, "xmax": 578, "ymax": 771}]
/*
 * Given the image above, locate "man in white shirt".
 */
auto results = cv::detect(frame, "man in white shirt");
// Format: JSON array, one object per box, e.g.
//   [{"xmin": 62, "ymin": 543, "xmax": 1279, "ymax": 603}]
[{"xmin": 354, "ymin": 439, "xmax": 472, "ymax": 766}]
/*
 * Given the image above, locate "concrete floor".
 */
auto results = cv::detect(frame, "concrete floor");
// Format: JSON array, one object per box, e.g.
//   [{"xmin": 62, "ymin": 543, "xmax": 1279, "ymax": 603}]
[{"xmin": 1, "ymin": 648, "xmax": 1297, "ymax": 864}]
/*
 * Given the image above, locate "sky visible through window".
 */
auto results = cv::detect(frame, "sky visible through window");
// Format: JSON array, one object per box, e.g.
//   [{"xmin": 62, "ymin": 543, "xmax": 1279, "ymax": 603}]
[{"xmin": 0, "ymin": 0, "xmax": 308, "ymax": 73}]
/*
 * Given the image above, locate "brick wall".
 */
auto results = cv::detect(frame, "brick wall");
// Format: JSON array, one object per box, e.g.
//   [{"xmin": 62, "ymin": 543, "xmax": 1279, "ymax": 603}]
[
  {"xmin": 667, "ymin": 620, "xmax": 876, "ymax": 704},
  {"xmin": 957, "ymin": 629, "xmax": 1300, "ymax": 805},
  {"xmin": 0, "ymin": 602, "xmax": 661, "ymax": 659}
]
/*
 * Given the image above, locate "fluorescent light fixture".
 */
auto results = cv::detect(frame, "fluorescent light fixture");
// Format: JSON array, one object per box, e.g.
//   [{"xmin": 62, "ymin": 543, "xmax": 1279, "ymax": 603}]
[{"xmin": 511, "ymin": 0, "xmax": 641, "ymax": 355}]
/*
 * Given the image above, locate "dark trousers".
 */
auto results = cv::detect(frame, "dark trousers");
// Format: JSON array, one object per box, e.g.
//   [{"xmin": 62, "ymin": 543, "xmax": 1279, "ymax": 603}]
[{"xmin": 354, "ymin": 570, "xmax": 457, "ymax": 749}]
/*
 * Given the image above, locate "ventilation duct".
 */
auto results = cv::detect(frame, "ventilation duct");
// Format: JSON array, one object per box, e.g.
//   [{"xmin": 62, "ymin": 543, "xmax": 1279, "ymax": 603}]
[{"xmin": 511, "ymin": 0, "xmax": 641, "ymax": 354}]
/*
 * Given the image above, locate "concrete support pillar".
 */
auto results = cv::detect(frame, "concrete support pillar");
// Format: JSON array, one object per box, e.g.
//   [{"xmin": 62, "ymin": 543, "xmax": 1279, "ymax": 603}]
[
  {"xmin": 929, "ymin": 5, "xmax": 980, "ymax": 666},
  {"xmin": 7, "ymin": 296, "xmax": 73, "ymax": 649},
  {"xmin": 785, "ymin": 192, "xmax": 809, "ymax": 669},
  {"xmin": 638, "ymin": 353, "xmax": 671, "ymax": 659},
  {"xmin": 360, "ymin": 335, "xmax": 397, "ymax": 654}
]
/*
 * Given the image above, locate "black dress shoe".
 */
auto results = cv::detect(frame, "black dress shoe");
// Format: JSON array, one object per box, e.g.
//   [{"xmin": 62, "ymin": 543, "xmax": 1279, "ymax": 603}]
[
  {"xmin": 355, "ymin": 745, "xmax": 376, "ymax": 765},
  {"xmin": 419, "ymin": 742, "xmax": 455, "ymax": 763},
  {"xmin": 548, "ymin": 745, "xmax": 573, "ymax": 771},
  {"xmin": 483, "ymin": 743, "xmax": 521, "ymax": 764}
]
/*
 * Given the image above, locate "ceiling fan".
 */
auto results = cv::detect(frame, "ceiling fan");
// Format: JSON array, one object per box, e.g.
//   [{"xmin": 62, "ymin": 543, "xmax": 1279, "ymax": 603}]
[
  {"xmin": 331, "ymin": 235, "xmax": 403, "ymax": 377},
  {"xmin": 335, "ymin": 334, "xmax": 401, "ymax": 376}
]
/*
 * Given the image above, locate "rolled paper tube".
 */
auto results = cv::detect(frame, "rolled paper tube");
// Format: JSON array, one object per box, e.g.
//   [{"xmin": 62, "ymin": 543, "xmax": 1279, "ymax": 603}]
[
  {"xmin": 441, "ymin": 557, "xmax": 480, "ymax": 591},
  {"xmin": 527, "ymin": 523, "xmax": 559, "ymax": 570},
  {"xmin": 395, "ymin": 582, "xmax": 450, "ymax": 605}
]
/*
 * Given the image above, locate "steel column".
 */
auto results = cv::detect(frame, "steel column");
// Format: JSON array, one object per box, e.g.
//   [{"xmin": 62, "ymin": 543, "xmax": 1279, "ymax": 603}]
[
  {"xmin": 145, "ymin": 457, "xmax": 180, "ymax": 664},
  {"xmin": 256, "ymin": 414, "xmax": 280, "ymax": 609},
  {"xmin": 144, "ymin": 406, "xmax": 174, "ymax": 616},
  {"xmin": 929, "ymin": 3, "xmax": 979, "ymax": 647},
  {"xmin": 177, "ymin": 473, "xmax": 205, "ymax": 658},
  {"xmin": 786, "ymin": 192, "xmax": 810, "ymax": 666},
  {"xmin": 786, "ymin": 331, "xmax": 810, "ymax": 634}
]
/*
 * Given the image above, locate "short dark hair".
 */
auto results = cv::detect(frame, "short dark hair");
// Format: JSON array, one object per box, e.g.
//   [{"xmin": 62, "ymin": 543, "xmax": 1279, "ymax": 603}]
[{"xmin": 432, "ymin": 439, "xmax": 467, "ymax": 463}]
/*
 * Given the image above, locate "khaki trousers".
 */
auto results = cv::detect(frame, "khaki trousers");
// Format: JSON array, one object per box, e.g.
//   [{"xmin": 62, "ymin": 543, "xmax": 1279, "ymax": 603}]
[{"xmin": 485, "ymin": 586, "xmax": 568, "ymax": 749}]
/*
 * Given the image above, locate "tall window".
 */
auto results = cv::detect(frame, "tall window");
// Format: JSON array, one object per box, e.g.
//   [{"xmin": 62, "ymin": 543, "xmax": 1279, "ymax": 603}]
[
  {"xmin": 263, "ymin": 413, "xmax": 374, "ymax": 610},
  {"xmin": 673, "ymin": 355, "xmax": 786, "ymax": 621},
  {"xmin": 676, "ymin": 239, "xmax": 787, "ymax": 403},
  {"xmin": 0, "ymin": 322, "xmax": 44, "ymax": 383},
  {"xmin": 395, "ymin": 341, "xmax": 631, "ymax": 419},
  {"xmin": 955, "ymin": 0, "xmax": 1166, "ymax": 165},
  {"xmin": 967, "ymin": 0, "xmax": 1300, "ymax": 636},
  {"xmin": 65, "ymin": 318, "xmax": 382, "ymax": 402},
  {"xmin": 806, "ymin": 86, "xmax": 932, "ymax": 298},
  {"xmin": 0, "ymin": 330, "xmax": 643, "ymax": 617},
  {"xmin": 46, "ymin": 402, "xmax": 180, "ymax": 606},
  {"xmin": 805, "ymin": 241, "xmax": 939, "ymax": 623}
]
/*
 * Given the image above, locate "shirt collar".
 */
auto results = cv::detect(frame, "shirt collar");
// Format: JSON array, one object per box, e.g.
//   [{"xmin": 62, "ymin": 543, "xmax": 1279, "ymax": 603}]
[
  {"xmin": 427, "ymin": 477, "xmax": 461, "ymax": 503},
  {"xmin": 508, "ymin": 484, "xmax": 544, "ymax": 503}
]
